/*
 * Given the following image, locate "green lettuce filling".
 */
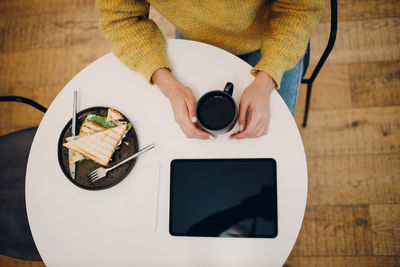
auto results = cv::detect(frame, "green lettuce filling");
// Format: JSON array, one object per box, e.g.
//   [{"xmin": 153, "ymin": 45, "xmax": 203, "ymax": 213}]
[
  {"xmin": 82, "ymin": 115, "xmax": 132, "ymax": 132},
  {"xmin": 82, "ymin": 115, "xmax": 117, "ymax": 129}
]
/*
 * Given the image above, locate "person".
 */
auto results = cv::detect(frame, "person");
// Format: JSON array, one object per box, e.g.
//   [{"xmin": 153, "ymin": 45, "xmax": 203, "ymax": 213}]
[{"xmin": 96, "ymin": 0, "xmax": 324, "ymax": 139}]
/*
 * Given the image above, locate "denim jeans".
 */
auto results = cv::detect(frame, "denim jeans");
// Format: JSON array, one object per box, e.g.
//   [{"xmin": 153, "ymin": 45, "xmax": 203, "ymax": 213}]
[{"xmin": 176, "ymin": 31, "xmax": 304, "ymax": 115}]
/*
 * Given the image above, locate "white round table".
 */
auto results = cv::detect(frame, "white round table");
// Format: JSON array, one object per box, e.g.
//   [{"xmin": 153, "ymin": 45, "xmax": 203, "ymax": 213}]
[{"xmin": 26, "ymin": 39, "xmax": 307, "ymax": 267}]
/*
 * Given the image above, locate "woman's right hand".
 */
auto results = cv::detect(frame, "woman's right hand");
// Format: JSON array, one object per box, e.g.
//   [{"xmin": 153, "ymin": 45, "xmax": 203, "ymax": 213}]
[{"xmin": 152, "ymin": 68, "xmax": 214, "ymax": 139}]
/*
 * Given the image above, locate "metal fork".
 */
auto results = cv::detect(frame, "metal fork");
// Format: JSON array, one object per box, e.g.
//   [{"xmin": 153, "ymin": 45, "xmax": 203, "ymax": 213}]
[{"xmin": 88, "ymin": 143, "xmax": 156, "ymax": 183}]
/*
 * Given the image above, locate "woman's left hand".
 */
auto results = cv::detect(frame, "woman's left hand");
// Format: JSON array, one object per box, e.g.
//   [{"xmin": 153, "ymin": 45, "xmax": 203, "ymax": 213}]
[{"xmin": 230, "ymin": 71, "xmax": 275, "ymax": 139}]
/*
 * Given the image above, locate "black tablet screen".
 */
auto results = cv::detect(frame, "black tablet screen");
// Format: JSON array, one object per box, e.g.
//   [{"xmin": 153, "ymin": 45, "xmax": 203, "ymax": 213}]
[{"xmin": 170, "ymin": 159, "xmax": 277, "ymax": 238}]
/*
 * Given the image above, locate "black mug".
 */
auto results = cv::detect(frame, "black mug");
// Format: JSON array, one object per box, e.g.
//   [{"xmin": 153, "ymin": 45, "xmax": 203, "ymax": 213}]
[{"xmin": 196, "ymin": 82, "xmax": 238, "ymax": 134}]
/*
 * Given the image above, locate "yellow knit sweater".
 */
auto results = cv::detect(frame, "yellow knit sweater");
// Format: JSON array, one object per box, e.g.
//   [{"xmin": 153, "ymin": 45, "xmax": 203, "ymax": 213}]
[{"xmin": 96, "ymin": 0, "xmax": 324, "ymax": 88}]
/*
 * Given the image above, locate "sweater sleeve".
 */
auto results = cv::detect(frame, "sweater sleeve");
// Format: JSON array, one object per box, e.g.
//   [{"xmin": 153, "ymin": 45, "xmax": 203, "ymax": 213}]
[
  {"xmin": 96, "ymin": 0, "xmax": 171, "ymax": 83},
  {"xmin": 251, "ymin": 0, "xmax": 325, "ymax": 89}
]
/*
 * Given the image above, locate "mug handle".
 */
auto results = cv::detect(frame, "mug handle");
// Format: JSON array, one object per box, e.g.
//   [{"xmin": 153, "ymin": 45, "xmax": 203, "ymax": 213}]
[{"xmin": 223, "ymin": 82, "xmax": 234, "ymax": 96}]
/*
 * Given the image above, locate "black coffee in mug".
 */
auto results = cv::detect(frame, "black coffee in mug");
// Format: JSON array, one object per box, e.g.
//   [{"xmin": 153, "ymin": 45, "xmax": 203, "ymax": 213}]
[
  {"xmin": 198, "ymin": 96, "xmax": 235, "ymax": 130},
  {"xmin": 196, "ymin": 82, "xmax": 238, "ymax": 133}
]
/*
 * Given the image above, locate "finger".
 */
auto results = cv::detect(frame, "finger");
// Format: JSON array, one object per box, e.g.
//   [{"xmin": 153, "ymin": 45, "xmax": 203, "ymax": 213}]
[
  {"xmin": 177, "ymin": 113, "xmax": 213, "ymax": 139},
  {"xmin": 237, "ymin": 100, "xmax": 250, "ymax": 132},
  {"xmin": 183, "ymin": 114, "xmax": 212, "ymax": 138},
  {"xmin": 176, "ymin": 118, "xmax": 198, "ymax": 139},
  {"xmin": 171, "ymin": 96, "xmax": 213, "ymax": 139},
  {"xmin": 230, "ymin": 111, "xmax": 259, "ymax": 139},
  {"xmin": 188, "ymin": 123, "xmax": 214, "ymax": 139},
  {"xmin": 184, "ymin": 98, "xmax": 214, "ymax": 139},
  {"xmin": 185, "ymin": 96, "xmax": 198, "ymax": 123}
]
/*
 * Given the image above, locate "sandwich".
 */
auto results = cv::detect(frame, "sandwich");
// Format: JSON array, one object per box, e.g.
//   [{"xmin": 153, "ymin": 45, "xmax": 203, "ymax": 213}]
[
  {"xmin": 63, "ymin": 108, "xmax": 131, "ymax": 166},
  {"xmin": 66, "ymin": 121, "xmax": 106, "ymax": 163},
  {"xmin": 63, "ymin": 124, "xmax": 127, "ymax": 166}
]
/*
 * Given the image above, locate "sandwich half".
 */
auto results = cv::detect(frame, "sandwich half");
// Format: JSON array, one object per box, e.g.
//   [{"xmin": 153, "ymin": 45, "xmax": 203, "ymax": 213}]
[
  {"xmin": 66, "ymin": 121, "xmax": 106, "ymax": 164},
  {"xmin": 63, "ymin": 124, "xmax": 127, "ymax": 166}
]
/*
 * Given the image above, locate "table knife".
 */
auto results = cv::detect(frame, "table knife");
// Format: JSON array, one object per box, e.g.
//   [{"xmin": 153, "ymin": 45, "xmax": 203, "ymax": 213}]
[{"xmin": 68, "ymin": 90, "xmax": 77, "ymax": 179}]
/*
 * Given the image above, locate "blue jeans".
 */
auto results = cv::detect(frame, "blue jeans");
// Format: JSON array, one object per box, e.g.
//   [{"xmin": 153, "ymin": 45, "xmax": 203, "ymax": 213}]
[{"xmin": 176, "ymin": 31, "xmax": 304, "ymax": 115}]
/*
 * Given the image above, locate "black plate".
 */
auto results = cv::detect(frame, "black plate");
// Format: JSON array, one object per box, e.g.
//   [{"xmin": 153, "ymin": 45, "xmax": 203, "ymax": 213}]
[{"xmin": 57, "ymin": 106, "xmax": 139, "ymax": 190}]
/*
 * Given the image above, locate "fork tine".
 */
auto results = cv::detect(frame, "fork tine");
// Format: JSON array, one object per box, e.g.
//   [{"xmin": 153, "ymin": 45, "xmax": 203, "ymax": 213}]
[
  {"xmin": 88, "ymin": 172, "xmax": 99, "ymax": 183},
  {"xmin": 90, "ymin": 175, "xmax": 103, "ymax": 183},
  {"xmin": 88, "ymin": 170, "xmax": 97, "ymax": 178}
]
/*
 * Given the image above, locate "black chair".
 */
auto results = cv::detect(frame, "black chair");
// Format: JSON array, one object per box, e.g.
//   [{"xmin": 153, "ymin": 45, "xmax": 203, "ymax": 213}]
[
  {"xmin": 301, "ymin": 0, "xmax": 338, "ymax": 127},
  {"xmin": 0, "ymin": 96, "xmax": 47, "ymax": 261}
]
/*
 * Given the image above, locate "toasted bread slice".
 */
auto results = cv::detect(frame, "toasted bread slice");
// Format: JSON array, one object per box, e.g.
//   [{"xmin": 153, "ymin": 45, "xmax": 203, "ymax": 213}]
[
  {"xmin": 63, "ymin": 124, "xmax": 127, "ymax": 166},
  {"xmin": 107, "ymin": 108, "xmax": 124, "ymax": 124},
  {"xmin": 69, "ymin": 151, "xmax": 85, "ymax": 164},
  {"xmin": 66, "ymin": 122, "xmax": 106, "ymax": 164},
  {"xmin": 66, "ymin": 122, "xmax": 105, "ymax": 143},
  {"xmin": 80, "ymin": 121, "xmax": 106, "ymax": 135}
]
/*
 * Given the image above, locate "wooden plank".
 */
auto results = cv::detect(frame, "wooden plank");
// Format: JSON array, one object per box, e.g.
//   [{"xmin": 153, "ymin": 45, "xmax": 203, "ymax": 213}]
[
  {"xmin": 306, "ymin": 154, "xmax": 400, "ymax": 205},
  {"xmin": 291, "ymin": 205, "xmax": 373, "ymax": 256},
  {"xmin": 0, "ymin": 7, "xmax": 105, "ymax": 53},
  {"xmin": 0, "ymin": 0, "xmax": 94, "ymax": 17},
  {"xmin": 321, "ymin": 0, "xmax": 400, "ymax": 23},
  {"xmin": 349, "ymin": 60, "xmax": 400, "ymax": 107},
  {"xmin": 295, "ymin": 60, "xmax": 399, "ymax": 123},
  {"xmin": 294, "ymin": 84, "xmax": 307, "ymax": 122},
  {"xmin": 298, "ymin": 106, "xmax": 400, "ymax": 156},
  {"xmin": 0, "ymin": 2, "xmax": 176, "ymax": 40},
  {"xmin": 0, "ymin": 255, "xmax": 44, "ymax": 267},
  {"xmin": 0, "ymin": 5, "xmax": 176, "ymax": 53},
  {"xmin": 370, "ymin": 204, "xmax": 400, "ymax": 256},
  {"xmin": 0, "ymin": 43, "xmax": 110, "ymax": 88},
  {"xmin": 284, "ymin": 256, "xmax": 400, "ymax": 267},
  {"xmin": 0, "ymin": 44, "xmax": 109, "ymax": 134},
  {"xmin": 0, "ymin": 18, "xmax": 5, "ymax": 53},
  {"xmin": 310, "ymin": 17, "xmax": 400, "ymax": 66},
  {"xmin": 296, "ymin": 63, "xmax": 352, "ymax": 113},
  {"xmin": 0, "ymin": 45, "xmax": 109, "ymax": 135}
]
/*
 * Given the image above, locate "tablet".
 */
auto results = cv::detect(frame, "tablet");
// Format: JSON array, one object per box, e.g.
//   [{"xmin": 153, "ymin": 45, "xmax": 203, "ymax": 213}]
[{"xmin": 169, "ymin": 158, "xmax": 277, "ymax": 238}]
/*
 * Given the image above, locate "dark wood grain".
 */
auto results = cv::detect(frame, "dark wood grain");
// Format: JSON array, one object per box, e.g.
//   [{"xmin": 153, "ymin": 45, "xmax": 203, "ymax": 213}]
[
  {"xmin": 306, "ymin": 154, "xmax": 400, "ymax": 205},
  {"xmin": 0, "ymin": 255, "xmax": 44, "ymax": 267},
  {"xmin": 299, "ymin": 106, "xmax": 400, "ymax": 156},
  {"xmin": 285, "ymin": 256, "xmax": 400, "ymax": 267},
  {"xmin": 291, "ymin": 205, "xmax": 373, "ymax": 256},
  {"xmin": 349, "ymin": 61, "xmax": 400, "ymax": 107},
  {"xmin": 321, "ymin": 0, "xmax": 400, "ymax": 23},
  {"xmin": 0, "ymin": 0, "xmax": 95, "ymax": 17},
  {"xmin": 310, "ymin": 18, "xmax": 400, "ymax": 65},
  {"xmin": 370, "ymin": 204, "xmax": 400, "ymax": 256},
  {"xmin": 0, "ymin": 8, "xmax": 104, "ymax": 53}
]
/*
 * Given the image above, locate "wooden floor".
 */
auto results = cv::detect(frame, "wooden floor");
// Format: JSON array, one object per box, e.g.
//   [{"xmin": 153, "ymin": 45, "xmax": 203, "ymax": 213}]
[{"xmin": 0, "ymin": 0, "xmax": 399, "ymax": 266}]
